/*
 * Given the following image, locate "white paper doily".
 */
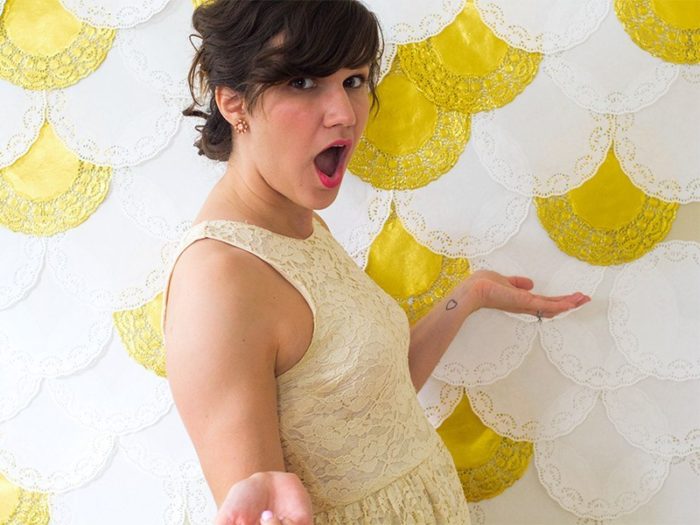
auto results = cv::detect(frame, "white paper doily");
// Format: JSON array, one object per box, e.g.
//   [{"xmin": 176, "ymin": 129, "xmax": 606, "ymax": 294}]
[
  {"xmin": 393, "ymin": 142, "xmax": 530, "ymax": 259},
  {"xmin": 466, "ymin": 339, "xmax": 598, "ymax": 441},
  {"xmin": 472, "ymin": 74, "xmax": 614, "ymax": 197},
  {"xmin": 604, "ymin": 377, "xmax": 700, "ymax": 458},
  {"xmin": 473, "ymin": 0, "xmax": 609, "ymax": 53},
  {"xmin": 540, "ymin": 267, "xmax": 648, "ymax": 390},
  {"xmin": 58, "ymin": 0, "xmax": 170, "ymax": 29},
  {"xmin": 47, "ymin": 48, "xmax": 184, "ymax": 168},
  {"xmin": 417, "ymin": 375, "xmax": 464, "ymax": 428},
  {"xmin": 363, "ymin": 0, "xmax": 465, "ymax": 44},
  {"xmin": 116, "ymin": 0, "xmax": 196, "ymax": 100},
  {"xmin": 535, "ymin": 400, "xmax": 670, "ymax": 520},
  {"xmin": 0, "ymin": 230, "xmax": 45, "ymax": 310},
  {"xmin": 614, "ymin": 77, "xmax": 700, "ymax": 203},
  {"xmin": 0, "ymin": 83, "xmax": 44, "ymax": 169},
  {"xmin": 46, "ymin": 195, "xmax": 169, "ymax": 312},
  {"xmin": 0, "ymin": 383, "xmax": 116, "ymax": 492},
  {"xmin": 609, "ymin": 242, "xmax": 700, "ymax": 381},
  {"xmin": 543, "ymin": 9, "xmax": 678, "ymax": 114},
  {"xmin": 114, "ymin": 122, "xmax": 223, "ymax": 242}
]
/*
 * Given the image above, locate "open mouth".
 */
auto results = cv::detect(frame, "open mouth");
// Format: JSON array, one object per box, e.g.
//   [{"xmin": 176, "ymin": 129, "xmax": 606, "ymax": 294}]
[
  {"xmin": 313, "ymin": 141, "xmax": 351, "ymax": 189},
  {"xmin": 314, "ymin": 144, "xmax": 347, "ymax": 178}
]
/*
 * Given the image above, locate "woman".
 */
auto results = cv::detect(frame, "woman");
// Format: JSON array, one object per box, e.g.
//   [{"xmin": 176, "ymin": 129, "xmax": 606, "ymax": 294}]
[{"xmin": 162, "ymin": 1, "xmax": 590, "ymax": 524}]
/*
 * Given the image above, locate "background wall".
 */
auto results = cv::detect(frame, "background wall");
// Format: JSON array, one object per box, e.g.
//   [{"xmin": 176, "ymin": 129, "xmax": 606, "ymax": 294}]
[{"xmin": 0, "ymin": 0, "xmax": 698, "ymax": 523}]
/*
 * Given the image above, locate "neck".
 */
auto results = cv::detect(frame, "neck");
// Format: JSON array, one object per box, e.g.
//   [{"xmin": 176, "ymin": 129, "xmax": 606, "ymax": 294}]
[{"xmin": 207, "ymin": 153, "xmax": 314, "ymax": 240}]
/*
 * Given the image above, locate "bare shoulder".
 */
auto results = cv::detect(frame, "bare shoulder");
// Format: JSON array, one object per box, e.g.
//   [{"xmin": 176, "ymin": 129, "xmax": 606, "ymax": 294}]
[{"xmin": 164, "ymin": 238, "xmax": 282, "ymax": 373}]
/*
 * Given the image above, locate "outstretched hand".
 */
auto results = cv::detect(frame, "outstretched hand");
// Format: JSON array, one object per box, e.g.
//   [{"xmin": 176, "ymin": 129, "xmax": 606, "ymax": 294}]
[
  {"xmin": 464, "ymin": 270, "xmax": 590, "ymax": 318},
  {"xmin": 215, "ymin": 471, "xmax": 312, "ymax": 525}
]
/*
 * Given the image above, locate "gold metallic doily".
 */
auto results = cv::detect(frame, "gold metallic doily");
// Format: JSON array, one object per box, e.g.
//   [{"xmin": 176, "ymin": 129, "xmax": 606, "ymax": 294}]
[
  {"xmin": 615, "ymin": 0, "xmax": 700, "ymax": 64},
  {"xmin": 0, "ymin": 0, "xmax": 116, "ymax": 90},
  {"xmin": 398, "ymin": 1, "xmax": 542, "ymax": 113},
  {"xmin": 365, "ymin": 209, "xmax": 470, "ymax": 324},
  {"xmin": 535, "ymin": 147, "xmax": 679, "ymax": 266},
  {"xmin": 437, "ymin": 394, "xmax": 533, "ymax": 502},
  {"xmin": 0, "ymin": 122, "xmax": 111, "ymax": 236},
  {"xmin": 349, "ymin": 58, "xmax": 471, "ymax": 190},
  {"xmin": 113, "ymin": 293, "xmax": 166, "ymax": 377},
  {"xmin": 0, "ymin": 474, "xmax": 50, "ymax": 525}
]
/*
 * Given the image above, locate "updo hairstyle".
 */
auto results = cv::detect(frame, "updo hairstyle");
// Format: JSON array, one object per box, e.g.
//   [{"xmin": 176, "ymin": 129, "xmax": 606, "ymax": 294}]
[{"xmin": 184, "ymin": 0, "xmax": 384, "ymax": 161}]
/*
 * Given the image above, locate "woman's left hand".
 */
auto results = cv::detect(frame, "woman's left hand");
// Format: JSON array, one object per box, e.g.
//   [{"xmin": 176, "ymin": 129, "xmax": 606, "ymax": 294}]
[{"xmin": 461, "ymin": 269, "xmax": 590, "ymax": 319}]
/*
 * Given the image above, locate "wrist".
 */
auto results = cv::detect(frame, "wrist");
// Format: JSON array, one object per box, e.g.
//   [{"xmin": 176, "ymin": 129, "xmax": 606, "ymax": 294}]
[{"xmin": 453, "ymin": 277, "xmax": 481, "ymax": 317}]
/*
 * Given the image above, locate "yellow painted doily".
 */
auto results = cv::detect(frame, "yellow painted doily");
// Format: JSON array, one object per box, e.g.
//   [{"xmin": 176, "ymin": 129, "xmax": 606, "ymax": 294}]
[
  {"xmin": 437, "ymin": 394, "xmax": 533, "ymax": 501},
  {"xmin": 0, "ymin": 122, "xmax": 111, "ymax": 236},
  {"xmin": 365, "ymin": 209, "xmax": 470, "ymax": 324},
  {"xmin": 349, "ymin": 58, "xmax": 471, "ymax": 190},
  {"xmin": 615, "ymin": 0, "xmax": 700, "ymax": 64},
  {"xmin": 0, "ymin": 473, "xmax": 50, "ymax": 525},
  {"xmin": 0, "ymin": 0, "xmax": 115, "ymax": 90},
  {"xmin": 398, "ymin": 1, "xmax": 542, "ymax": 113},
  {"xmin": 113, "ymin": 293, "xmax": 166, "ymax": 377},
  {"xmin": 535, "ymin": 146, "xmax": 679, "ymax": 266}
]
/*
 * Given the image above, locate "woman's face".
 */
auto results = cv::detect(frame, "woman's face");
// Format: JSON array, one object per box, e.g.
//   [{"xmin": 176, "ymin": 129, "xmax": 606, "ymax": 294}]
[{"xmin": 241, "ymin": 66, "xmax": 371, "ymax": 212}]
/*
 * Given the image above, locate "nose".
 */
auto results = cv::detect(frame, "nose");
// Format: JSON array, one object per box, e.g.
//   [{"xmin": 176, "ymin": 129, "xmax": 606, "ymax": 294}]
[{"xmin": 323, "ymin": 86, "xmax": 357, "ymax": 128}]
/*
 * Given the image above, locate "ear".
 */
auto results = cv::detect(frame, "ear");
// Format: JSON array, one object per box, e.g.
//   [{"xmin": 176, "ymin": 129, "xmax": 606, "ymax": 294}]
[{"xmin": 214, "ymin": 86, "xmax": 246, "ymax": 125}]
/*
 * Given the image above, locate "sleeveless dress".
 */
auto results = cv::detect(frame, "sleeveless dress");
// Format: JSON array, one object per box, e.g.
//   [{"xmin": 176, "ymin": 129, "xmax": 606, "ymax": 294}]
[{"xmin": 161, "ymin": 217, "xmax": 472, "ymax": 525}]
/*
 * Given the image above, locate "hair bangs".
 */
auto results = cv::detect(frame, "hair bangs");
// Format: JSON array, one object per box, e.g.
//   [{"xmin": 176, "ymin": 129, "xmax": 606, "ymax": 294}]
[{"xmin": 251, "ymin": 1, "xmax": 382, "ymax": 86}]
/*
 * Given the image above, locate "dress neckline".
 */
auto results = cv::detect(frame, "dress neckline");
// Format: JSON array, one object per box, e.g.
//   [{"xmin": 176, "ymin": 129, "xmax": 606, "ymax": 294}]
[{"xmin": 191, "ymin": 216, "xmax": 319, "ymax": 242}]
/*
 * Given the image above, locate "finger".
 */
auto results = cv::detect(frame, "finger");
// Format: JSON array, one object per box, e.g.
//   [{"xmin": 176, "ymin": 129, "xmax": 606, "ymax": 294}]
[
  {"xmin": 260, "ymin": 510, "xmax": 284, "ymax": 525},
  {"xmin": 532, "ymin": 295, "xmax": 590, "ymax": 318},
  {"xmin": 507, "ymin": 276, "xmax": 534, "ymax": 290}
]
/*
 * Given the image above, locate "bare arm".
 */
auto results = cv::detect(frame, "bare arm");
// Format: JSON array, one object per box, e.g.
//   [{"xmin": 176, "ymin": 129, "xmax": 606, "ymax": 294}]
[
  {"xmin": 408, "ymin": 270, "xmax": 591, "ymax": 390},
  {"xmin": 164, "ymin": 241, "xmax": 312, "ymax": 523}
]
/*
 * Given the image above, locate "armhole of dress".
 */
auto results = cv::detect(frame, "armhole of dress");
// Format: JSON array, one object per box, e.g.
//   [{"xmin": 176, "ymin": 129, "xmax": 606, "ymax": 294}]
[
  {"xmin": 161, "ymin": 226, "xmax": 320, "ymax": 381},
  {"xmin": 160, "ymin": 231, "xmax": 206, "ymax": 342}
]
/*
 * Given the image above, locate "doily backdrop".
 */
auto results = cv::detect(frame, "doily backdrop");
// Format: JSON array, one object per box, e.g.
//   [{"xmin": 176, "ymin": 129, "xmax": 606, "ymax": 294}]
[{"xmin": 1, "ymin": 0, "xmax": 699, "ymax": 523}]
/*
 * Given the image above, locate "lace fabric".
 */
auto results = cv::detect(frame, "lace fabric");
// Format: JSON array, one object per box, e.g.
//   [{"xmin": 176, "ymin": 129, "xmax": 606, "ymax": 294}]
[{"xmin": 161, "ymin": 219, "xmax": 472, "ymax": 523}]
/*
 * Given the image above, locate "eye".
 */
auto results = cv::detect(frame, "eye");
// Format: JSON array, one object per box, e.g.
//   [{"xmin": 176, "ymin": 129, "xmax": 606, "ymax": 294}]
[
  {"xmin": 344, "ymin": 75, "xmax": 367, "ymax": 89},
  {"xmin": 289, "ymin": 77, "xmax": 316, "ymax": 89}
]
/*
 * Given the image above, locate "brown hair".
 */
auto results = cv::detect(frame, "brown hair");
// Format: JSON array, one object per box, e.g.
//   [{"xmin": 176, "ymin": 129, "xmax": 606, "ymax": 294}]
[{"xmin": 184, "ymin": 0, "xmax": 384, "ymax": 162}]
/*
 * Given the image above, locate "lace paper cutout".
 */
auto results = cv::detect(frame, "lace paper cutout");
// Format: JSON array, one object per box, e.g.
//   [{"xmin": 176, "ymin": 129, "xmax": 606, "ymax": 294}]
[
  {"xmin": 398, "ymin": 9, "xmax": 542, "ymax": 113},
  {"xmin": 363, "ymin": 0, "xmax": 465, "ymax": 44},
  {"xmin": 0, "ymin": 86, "xmax": 44, "ymax": 168},
  {"xmin": 46, "ymin": 50, "xmax": 184, "ymax": 168},
  {"xmin": 393, "ymin": 142, "xmax": 530, "ymax": 259},
  {"xmin": 0, "ymin": 354, "xmax": 41, "ymax": 422},
  {"xmin": 474, "ymin": 0, "xmax": 609, "ymax": 53},
  {"xmin": 541, "ymin": 7, "xmax": 679, "ymax": 115},
  {"xmin": 534, "ymin": 185, "xmax": 678, "ymax": 267},
  {"xmin": 58, "ymin": 0, "xmax": 170, "ymax": 28},
  {"xmin": 0, "ymin": 232, "xmax": 44, "ymax": 310},
  {"xmin": 417, "ymin": 376, "xmax": 463, "ymax": 428},
  {"xmin": 0, "ymin": 18, "xmax": 115, "ymax": 90},
  {"xmin": 615, "ymin": 0, "xmax": 700, "ymax": 64},
  {"xmin": 539, "ymin": 268, "xmax": 648, "ymax": 390},
  {"xmin": 115, "ymin": 0, "xmax": 195, "ymax": 99},
  {"xmin": 609, "ymin": 241, "xmax": 700, "ymax": 380},
  {"xmin": 113, "ymin": 293, "xmax": 166, "ymax": 377},
  {"xmin": 471, "ymin": 81, "xmax": 615, "ymax": 197},
  {"xmin": 614, "ymin": 89, "xmax": 700, "ymax": 203},
  {"xmin": 466, "ymin": 341, "xmax": 598, "ymax": 441},
  {"xmin": 535, "ymin": 402, "xmax": 671, "ymax": 520},
  {"xmin": 0, "ymin": 473, "xmax": 50, "ymax": 525},
  {"xmin": 349, "ymin": 59, "xmax": 471, "ymax": 190},
  {"xmin": 603, "ymin": 379, "xmax": 700, "ymax": 458},
  {"xmin": 0, "ymin": 160, "xmax": 112, "ymax": 236}
]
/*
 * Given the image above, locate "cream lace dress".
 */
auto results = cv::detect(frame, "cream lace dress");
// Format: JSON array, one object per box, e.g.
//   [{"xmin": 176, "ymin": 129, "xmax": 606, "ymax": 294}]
[{"xmin": 161, "ymin": 217, "xmax": 472, "ymax": 524}]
